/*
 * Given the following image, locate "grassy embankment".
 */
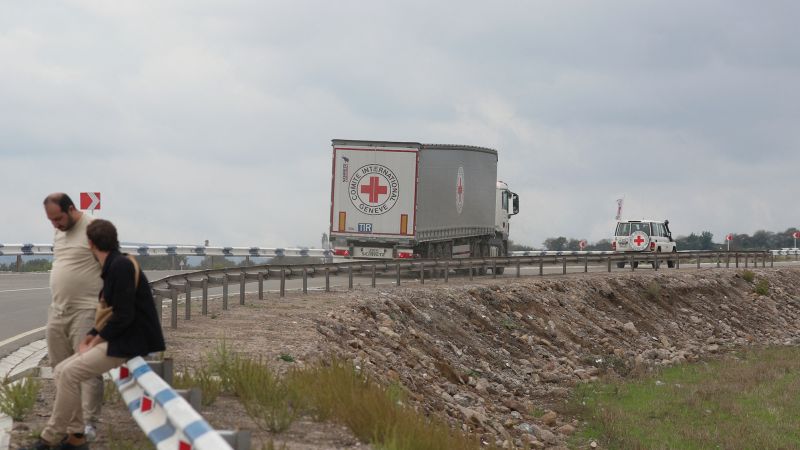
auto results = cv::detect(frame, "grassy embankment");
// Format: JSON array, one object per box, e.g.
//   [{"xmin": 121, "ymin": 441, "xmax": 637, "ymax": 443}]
[{"xmin": 569, "ymin": 346, "xmax": 800, "ymax": 449}]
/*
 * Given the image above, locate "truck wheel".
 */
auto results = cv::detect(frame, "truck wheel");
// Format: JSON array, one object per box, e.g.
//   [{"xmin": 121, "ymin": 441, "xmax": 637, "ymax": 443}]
[
  {"xmin": 616, "ymin": 262, "xmax": 626, "ymax": 268},
  {"xmin": 477, "ymin": 243, "xmax": 488, "ymax": 276},
  {"xmin": 632, "ymin": 261, "xmax": 639, "ymax": 269},
  {"xmin": 667, "ymin": 248, "xmax": 677, "ymax": 268},
  {"xmin": 495, "ymin": 266, "xmax": 505, "ymax": 275}
]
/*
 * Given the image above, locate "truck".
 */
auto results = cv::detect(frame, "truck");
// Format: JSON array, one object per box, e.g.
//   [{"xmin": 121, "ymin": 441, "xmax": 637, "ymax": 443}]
[{"xmin": 328, "ymin": 139, "xmax": 519, "ymax": 267}]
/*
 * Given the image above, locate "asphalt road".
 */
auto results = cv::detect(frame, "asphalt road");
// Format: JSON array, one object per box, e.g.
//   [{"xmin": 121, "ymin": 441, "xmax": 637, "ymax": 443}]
[{"xmin": 2, "ymin": 259, "xmax": 798, "ymax": 354}]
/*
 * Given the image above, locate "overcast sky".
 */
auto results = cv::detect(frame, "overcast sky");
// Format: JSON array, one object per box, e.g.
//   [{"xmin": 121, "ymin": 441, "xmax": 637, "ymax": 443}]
[{"xmin": 1, "ymin": 1, "xmax": 798, "ymax": 249}]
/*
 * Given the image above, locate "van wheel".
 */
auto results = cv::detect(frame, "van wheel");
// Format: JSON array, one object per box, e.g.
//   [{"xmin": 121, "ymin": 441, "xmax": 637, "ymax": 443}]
[
  {"xmin": 651, "ymin": 248, "xmax": 662, "ymax": 269},
  {"xmin": 632, "ymin": 261, "xmax": 639, "ymax": 269},
  {"xmin": 616, "ymin": 262, "xmax": 626, "ymax": 268}
]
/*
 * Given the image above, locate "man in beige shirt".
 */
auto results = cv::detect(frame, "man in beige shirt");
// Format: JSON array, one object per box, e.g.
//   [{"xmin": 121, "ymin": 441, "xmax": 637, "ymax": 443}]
[{"xmin": 43, "ymin": 193, "xmax": 104, "ymax": 441}]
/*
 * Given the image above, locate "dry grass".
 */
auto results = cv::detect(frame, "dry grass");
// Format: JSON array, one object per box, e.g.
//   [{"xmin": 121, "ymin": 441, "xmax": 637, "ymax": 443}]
[
  {"xmin": 0, "ymin": 377, "xmax": 40, "ymax": 420},
  {"xmin": 755, "ymin": 278, "xmax": 770, "ymax": 296},
  {"xmin": 172, "ymin": 367, "xmax": 223, "ymax": 406},
  {"xmin": 645, "ymin": 281, "xmax": 661, "ymax": 301},
  {"xmin": 741, "ymin": 269, "xmax": 756, "ymax": 283},
  {"xmin": 205, "ymin": 342, "xmax": 489, "ymax": 450},
  {"xmin": 569, "ymin": 346, "xmax": 800, "ymax": 449},
  {"xmin": 287, "ymin": 359, "xmax": 483, "ymax": 450}
]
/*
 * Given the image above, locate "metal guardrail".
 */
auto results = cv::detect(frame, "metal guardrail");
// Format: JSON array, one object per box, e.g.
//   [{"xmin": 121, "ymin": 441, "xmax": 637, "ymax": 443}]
[
  {"xmin": 149, "ymin": 250, "xmax": 775, "ymax": 329},
  {"xmin": 0, "ymin": 243, "xmax": 332, "ymax": 257},
  {"xmin": 112, "ymin": 357, "xmax": 237, "ymax": 450},
  {"xmin": 772, "ymin": 248, "xmax": 800, "ymax": 256}
]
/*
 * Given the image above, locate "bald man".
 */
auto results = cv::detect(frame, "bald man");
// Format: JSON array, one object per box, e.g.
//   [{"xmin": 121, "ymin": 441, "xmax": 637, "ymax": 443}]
[{"xmin": 43, "ymin": 193, "xmax": 104, "ymax": 442}]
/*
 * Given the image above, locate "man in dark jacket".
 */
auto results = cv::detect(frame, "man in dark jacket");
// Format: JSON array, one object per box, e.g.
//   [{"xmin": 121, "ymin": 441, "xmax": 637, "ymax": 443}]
[{"xmin": 20, "ymin": 219, "xmax": 165, "ymax": 450}]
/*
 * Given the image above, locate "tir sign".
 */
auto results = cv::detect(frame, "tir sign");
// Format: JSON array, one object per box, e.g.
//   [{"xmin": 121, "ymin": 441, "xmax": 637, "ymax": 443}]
[{"xmin": 80, "ymin": 192, "xmax": 101, "ymax": 212}]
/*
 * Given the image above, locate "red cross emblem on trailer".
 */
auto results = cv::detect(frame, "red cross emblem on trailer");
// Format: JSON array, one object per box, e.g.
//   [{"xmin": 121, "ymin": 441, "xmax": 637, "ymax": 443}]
[
  {"xmin": 360, "ymin": 176, "xmax": 388, "ymax": 203},
  {"xmin": 349, "ymin": 164, "xmax": 400, "ymax": 215},
  {"xmin": 629, "ymin": 231, "xmax": 650, "ymax": 251},
  {"xmin": 456, "ymin": 166, "xmax": 465, "ymax": 214}
]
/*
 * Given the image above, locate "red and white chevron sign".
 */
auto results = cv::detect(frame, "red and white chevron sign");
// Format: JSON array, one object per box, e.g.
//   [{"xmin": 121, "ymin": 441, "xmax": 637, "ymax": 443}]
[{"xmin": 80, "ymin": 192, "xmax": 101, "ymax": 212}]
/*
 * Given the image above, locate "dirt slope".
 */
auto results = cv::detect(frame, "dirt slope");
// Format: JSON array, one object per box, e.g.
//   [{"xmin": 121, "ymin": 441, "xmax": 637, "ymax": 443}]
[
  {"xmin": 10, "ymin": 268, "xmax": 800, "ymax": 449},
  {"xmin": 314, "ymin": 268, "xmax": 800, "ymax": 448}
]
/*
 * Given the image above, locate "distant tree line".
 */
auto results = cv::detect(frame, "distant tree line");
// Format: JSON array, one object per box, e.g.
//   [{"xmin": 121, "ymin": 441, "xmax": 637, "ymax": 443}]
[{"xmin": 510, "ymin": 227, "xmax": 799, "ymax": 252}]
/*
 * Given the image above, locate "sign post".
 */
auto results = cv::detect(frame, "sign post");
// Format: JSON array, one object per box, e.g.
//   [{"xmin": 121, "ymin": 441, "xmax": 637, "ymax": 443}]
[
  {"xmin": 793, "ymin": 231, "xmax": 800, "ymax": 249},
  {"xmin": 579, "ymin": 239, "xmax": 587, "ymax": 251},
  {"xmin": 726, "ymin": 233, "xmax": 733, "ymax": 252},
  {"xmin": 80, "ymin": 192, "xmax": 101, "ymax": 214}
]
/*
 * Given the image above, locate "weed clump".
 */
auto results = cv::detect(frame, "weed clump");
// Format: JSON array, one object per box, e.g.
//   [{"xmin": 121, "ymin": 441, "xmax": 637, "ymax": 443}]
[
  {"xmin": 755, "ymin": 279, "xmax": 769, "ymax": 296},
  {"xmin": 645, "ymin": 281, "xmax": 661, "ymax": 301},
  {"xmin": 741, "ymin": 270, "xmax": 756, "ymax": 283},
  {"xmin": 0, "ymin": 377, "xmax": 40, "ymax": 420},
  {"xmin": 172, "ymin": 367, "xmax": 223, "ymax": 406}
]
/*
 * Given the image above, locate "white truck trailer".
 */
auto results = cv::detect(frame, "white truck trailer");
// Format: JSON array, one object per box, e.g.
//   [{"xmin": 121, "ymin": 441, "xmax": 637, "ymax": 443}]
[{"xmin": 329, "ymin": 139, "xmax": 519, "ymax": 265}]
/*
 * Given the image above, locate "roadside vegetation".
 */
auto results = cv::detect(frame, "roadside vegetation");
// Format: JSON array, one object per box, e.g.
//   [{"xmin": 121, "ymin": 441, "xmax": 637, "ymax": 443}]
[
  {"xmin": 0, "ymin": 377, "xmax": 40, "ymax": 421},
  {"xmin": 568, "ymin": 346, "xmax": 800, "ymax": 449},
  {"xmin": 179, "ymin": 341, "xmax": 489, "ymax": 450}
]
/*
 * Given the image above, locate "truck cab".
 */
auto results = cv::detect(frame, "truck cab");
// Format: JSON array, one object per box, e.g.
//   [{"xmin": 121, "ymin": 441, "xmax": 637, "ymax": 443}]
[{"xmin": 495, "ymin": 181, "xmax": 519, "ymax": 248}]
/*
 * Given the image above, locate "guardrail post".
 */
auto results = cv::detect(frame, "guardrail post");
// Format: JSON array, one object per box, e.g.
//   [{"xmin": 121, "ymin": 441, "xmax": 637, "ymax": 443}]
[
  {"xmin": 607, "ymin": 257, "xmax": 611, "ymax": 272},
  {"xmin": 371, "ymin": 264, "xmax": 376, "ymax": 288},
  {"xmin": 15, "ymin": 255, "xmax": 22, "ymax": 272},
  {"xmin": 170, "ymin": 288, "xmax": 178, "ymax": 329},
  {"xmin": 630, "ymin": 254, "xmax": 635, "ymax": 272},
  {"xmin": 676, "ymin": 253, "xmax": 680, "ymax": 269},
  {"xmin": 325, "ymin": 267, "xmax": 331, "ymax": 292},
  {"xmin": 725, "ymin": 253, "xmax": 730, "ymax": 268},
  {"xmin": 469, "ymin": 261, "xmax": 474, "ymax": 280},
  {"xmin": 303, "ymin": 267, "xmax": 308, "ymax": 294},
  {"xmin": 396, "ymin": 262, "xmax": 401, "ymax": 286},
  {"xmin": 584, "ymin": 256, "xmax": 588, "ymax": 273},
  {"xmin": 771, "ymin": 252, "xmax": 774, "ymax": 268},
  {"xmin": 154, "ymin": 290, "xmax": 163, "ymax": 324},
  {"xmin": 420, "ymin": 262, "xmax": 425, "ymax": 284},
  {"xmin": 258, "ymin": 272, "xmax": 264, "ymax": 300},
  {"xmin": 280, "ymin": 268, "xmax": 286, "ymax": 297},
  {"xmin": 516, "ymin": 261, "xmax": 521, "ymax": 277},
  {"xmin": 735, "ymin": 253, "xmax": 739, "ymax": 268},
  {"xmin": 654, "ymin": 254, "xmax": 659, "ymax": 271},
  {"xmin": 202, "ymin": 278, "xmax": 208, "ymax": 315},
  {"xmin": 562, "ymin": 257, "xmax": 567, "ymax": 275},
  {"xmin": 762, "ymin": 253, "xmax": 766, "ymax": 268},
  {"xmin": 240, "ymin": 273, "xmax": 246, "ymax": 305},
  {"xmin": 716, "ymin": 253, "xmax": 721, "ymax": 268},
  {"xmin": 184, "ymin": 278, "xmax": 191, "ymax": 320},
  {"xmin": 348, "ymin": 266, "xmax": 354, "ymax": 290},
  {"xmin": 539, "ymin": 258, "xmax": 543, "ymax": 276},
  {"xmin": 445, "ymin": 261, "xmax": 450, "ymax": 282},
  {"xmin": 744, "ymin": 254, "xmax": 749, "ymax": 268},
  {"xmin": 222, "ymin": 273, "xmax": 229, "ymax": 310},
  {"xmin": 493, "ymin": 259, "xmax": 497, "ymax": 278},
  {"xmin": 219, "ymin": 430, "xmax": 252, "ymax": 450}
]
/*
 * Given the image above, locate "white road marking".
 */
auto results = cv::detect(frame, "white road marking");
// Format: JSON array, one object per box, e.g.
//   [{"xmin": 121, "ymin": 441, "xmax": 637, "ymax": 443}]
[
  {"xmin": 0, "ymin": 287, "xmax": 50, "ymax": 293},
  {"xmin": 0, "ymin": 326, "xmax": 46, "ymax": 348}
]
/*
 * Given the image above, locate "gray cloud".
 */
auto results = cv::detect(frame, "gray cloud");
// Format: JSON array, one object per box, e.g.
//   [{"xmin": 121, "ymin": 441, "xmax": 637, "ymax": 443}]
[{"xmin": 1, "ymin": 1, "xmax": 798, "ymax": 248}]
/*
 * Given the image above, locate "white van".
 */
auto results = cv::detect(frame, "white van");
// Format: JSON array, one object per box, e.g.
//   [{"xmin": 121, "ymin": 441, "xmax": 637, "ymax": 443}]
[{"xmin": 612, "ymin": 219, "xmax": 677, "ymax": 268}]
